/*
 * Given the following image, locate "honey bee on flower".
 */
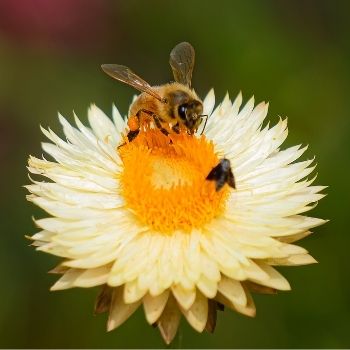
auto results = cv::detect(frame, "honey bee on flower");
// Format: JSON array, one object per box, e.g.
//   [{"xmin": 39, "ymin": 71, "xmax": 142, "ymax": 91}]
[
  {"xmin": 102, "ymin": 42, "xmax": 235, "ymax": 191},
  {"xmin": 26, "ymin": 42, "xmax": 326, "ymax": 344}
]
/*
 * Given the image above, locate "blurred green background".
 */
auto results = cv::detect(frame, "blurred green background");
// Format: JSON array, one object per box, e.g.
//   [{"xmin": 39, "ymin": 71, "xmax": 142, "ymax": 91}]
[{"xmin": 0, "ymin": 0, "xmax": 348, "ymax": 348}]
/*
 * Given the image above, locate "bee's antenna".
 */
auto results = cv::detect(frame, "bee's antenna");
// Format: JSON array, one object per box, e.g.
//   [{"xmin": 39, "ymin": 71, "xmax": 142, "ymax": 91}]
[{"xmin": 199, "ymin": 115, "xmax": 208, "ymax": 135}]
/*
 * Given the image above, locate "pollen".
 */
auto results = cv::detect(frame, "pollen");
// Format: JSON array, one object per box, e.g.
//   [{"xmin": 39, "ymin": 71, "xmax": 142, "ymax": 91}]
[{"xmin": 118, "ymin": 129, "xmax": 230, "ymax": 233}]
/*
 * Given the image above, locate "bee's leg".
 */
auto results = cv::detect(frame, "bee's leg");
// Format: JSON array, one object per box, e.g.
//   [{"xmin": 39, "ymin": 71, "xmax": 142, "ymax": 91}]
[
  {"xmin": 117, "ymin": 114, "xmax": 140, "ymax": 149},
  {"xmin": 126, "ymin": 129, "xmax": 139, "ymax": 142},
  {"xmin": 136, "ymin": 109, "xmax": 169, "ymax": 136},
  {"xmin": 137, "ymin": 109, "xmax": 153, "ymax": 116},
  {"xmin": 172, "ymin": 122, "xmax": 180, "ymax": 134},
  {"xmin": 206, "ymin": 158, "xmax": 236, "ymax": 192},
  {"xmin": 117, "ymin": 115, "xmax": 140, "ymax": 148},
  {"xmin": 117, "ymin": 130, "xmax": 139, "ymax": 149},
  {"xmin": 152, "ymin": 114, "xmax": 169, "ymax": 136}
]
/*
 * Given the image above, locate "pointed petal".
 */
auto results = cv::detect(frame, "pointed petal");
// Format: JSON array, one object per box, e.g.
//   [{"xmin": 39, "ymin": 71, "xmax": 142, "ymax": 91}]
[
  {"xmin": 171, "ymin": 284, "xmax": 196, "ymax": 310},
  {"xmin": 88, "ymin": 104, "xmax": 119, "ymax": 145},
  {"xmin": 251, "ymin": 263, "xmax": 291, "ymax": 291},
  {"xmin": 107, "ymin": 287, "xmax": 141, "ymax": 331},
  {"xmin": 73, "ymin": 265, "xmax": 110, "ymax": 287},
  {"xmin": 124, "ymin": 279, "xmax": 147, "ymax": 304},
  {"xmin": 205, "ymin": 300, "xmax": 217, "ymax": 333},
  {"xmin": 48, "ymin": 264, "xmax": 69, "ymax": 274},
  {"xmin": 180, "ymin": 291, "xmax": 208, "ymax": 332},
  {"xmin": 197, "ymin": 274, "xmax": 217, "ymax": 298},
  {"xmin": 157, "ymin": 295, "xmax": 181, "ymax": 345},
  {"xmin": 218, "ymin": 276, "xmax": 247, "ymax": 306},
  {"xmin": 243, "ymin": 281, "xmax": 277, "ymax": 294},
  {"xmin": 94, "ymin": 285, "xmax": 113, "ymax": 314},
  {"xmin": 143, "ymin": 291, "xmax": 170, "ymax": 324},
  {"xmin": 216, "ymin": 287, "xmax": 256, "ymax": 318},
  {"xmin": 50, "ymin": 269, "xmax": 82, "ymax": 290},
  {"xmin": 203, "ymin": 88, "xmax": 215, "ymax": 117},
  {"xmin": 265, "ymin": 253, "xmax": 317, "ymax": 266}
]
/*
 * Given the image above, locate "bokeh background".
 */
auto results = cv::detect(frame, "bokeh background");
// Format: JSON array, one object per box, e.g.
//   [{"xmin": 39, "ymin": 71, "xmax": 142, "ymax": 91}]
[{"xmin": 0, "ymin": 0, "xmax": 349, "ymax": 348}]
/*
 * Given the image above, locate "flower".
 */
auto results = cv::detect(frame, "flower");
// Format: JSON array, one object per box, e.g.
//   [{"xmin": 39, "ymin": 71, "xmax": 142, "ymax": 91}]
[{"xmin": 26, "ymin": 90, "xmax": 326, "ymax": 344}]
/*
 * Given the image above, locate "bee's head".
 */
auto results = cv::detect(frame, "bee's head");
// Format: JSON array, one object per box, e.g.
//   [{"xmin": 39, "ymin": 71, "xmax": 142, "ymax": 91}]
[
  {"xmin": 167, "ymin": 88, "xmax": 204, "ymax": 134},
  {"xmin": 177, "ymin": 100, "xmax": 203, "ymax": 134}
]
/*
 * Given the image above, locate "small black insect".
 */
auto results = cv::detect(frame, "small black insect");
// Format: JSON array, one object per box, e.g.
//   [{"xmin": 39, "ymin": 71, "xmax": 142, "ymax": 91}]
[{"xmin": 206, "ymin": 158, "xmax": 236, "ymax": 192}]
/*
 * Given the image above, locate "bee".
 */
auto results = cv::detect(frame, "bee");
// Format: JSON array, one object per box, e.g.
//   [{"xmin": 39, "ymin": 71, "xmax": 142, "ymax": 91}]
[
  {"xmin": 102, "ymin": 42, "xmax": 235, "ymax": 192},
  {"xmin": 206, "ymin": 158, "xmax": 236, "ymax": 191},
  {"xmin": 101, "ymin": 42, "xmax": 207, "ymax": 142}
]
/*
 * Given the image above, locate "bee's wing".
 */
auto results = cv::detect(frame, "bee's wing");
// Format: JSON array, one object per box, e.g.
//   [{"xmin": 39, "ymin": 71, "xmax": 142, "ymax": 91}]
[
  {"xmin": 101, "ymin": 64, "xmax": 163, "ymax": 102},
  {"xmin": 169, "ymin": 42, "xmax": 195, "ymax": 87},
  {"xmin": 226, "ymin": 168, "xmax": 236, "ymax": 189}
]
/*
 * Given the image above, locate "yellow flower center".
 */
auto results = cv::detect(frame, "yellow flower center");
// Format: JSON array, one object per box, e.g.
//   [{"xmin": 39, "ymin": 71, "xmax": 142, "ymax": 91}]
[{"xmin": 118, "ymin": 129, "xmax": 229, "ymax": 233}]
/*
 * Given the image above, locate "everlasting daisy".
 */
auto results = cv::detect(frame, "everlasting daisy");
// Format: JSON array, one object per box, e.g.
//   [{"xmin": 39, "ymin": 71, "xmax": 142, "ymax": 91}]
[{"xmin": 26, "ymin": 89, "xmax": 326, "ymax": 344}]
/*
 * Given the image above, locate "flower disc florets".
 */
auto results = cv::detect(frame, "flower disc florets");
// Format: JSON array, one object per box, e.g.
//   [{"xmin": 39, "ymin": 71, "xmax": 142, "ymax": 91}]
[{"xmin": 119, "ymin": 129, "xmax": 229, "ymax": 233}]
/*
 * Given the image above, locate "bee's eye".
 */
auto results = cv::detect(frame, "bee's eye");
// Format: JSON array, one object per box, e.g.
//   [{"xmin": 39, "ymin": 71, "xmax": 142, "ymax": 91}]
[{"xmin": 178, "ymin": 104, "xmax": 187, "ymax": 120}]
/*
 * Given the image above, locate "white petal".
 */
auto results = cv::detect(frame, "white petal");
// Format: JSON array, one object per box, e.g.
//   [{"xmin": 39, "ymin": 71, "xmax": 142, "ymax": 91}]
[
  {"xmin": 30, "ymin": 230, "xmax": 55, "ymax": 242},
  {"xmin": 112, "ymin": 103, "xmax": 126, "ymax": 132},
  {"xmin": 266, "ymin": 254, "xmax": 317, "ymax": 266},
  {"xmin": 203, "ymin": 88, "xmax": 215, "ymax": 116},
  {"xmin": 218, "ymin": 276, "xmax": 247, "ymax": 307},
  {"xmin": 180, "ymin": 291, "xmax": 208, "ymax": 332},
  {"xmin": 216, "ymin": 287, "xmax": 256, "ymax": 317},
  {"xmin": 171, "ymin": 284, "xmax": 196, "ymax": 310},
  {"xmin": 88, "ymin": 104, "xmax": 120, "ymax": 145},
  {"xmin": 73, "ymin": 266, "xmax": 110, "ymax": 287},
  {"xmin": 27, "ymin": 182, "xmax": 123, "ymax": 209},
  {"xmin": 50, "ymin": 269, "xmax": 83, "ymax": 290},
  {"xmin": 251, "ymin": 263, "xmax": 291, "ymax": 290},
  {"xmin": 197, "ymin": 274, "xmax": 217, "ymax": 298},
  {"xmin": 124, "ymin": 279, "xmax": 147, "ymax": 303},
  {"xmin": 143, "ymin": 291, "xmax": 170, "ymax": 324}
]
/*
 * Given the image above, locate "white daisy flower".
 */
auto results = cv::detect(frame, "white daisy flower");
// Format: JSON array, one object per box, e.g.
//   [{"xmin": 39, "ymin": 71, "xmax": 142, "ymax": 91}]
[{"xmin": 26, "ymin": 90, "xmax": 326, "ymax": 344}]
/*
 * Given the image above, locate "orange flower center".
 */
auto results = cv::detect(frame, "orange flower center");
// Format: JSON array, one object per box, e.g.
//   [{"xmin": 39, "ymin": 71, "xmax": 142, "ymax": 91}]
[{"xmin": 118, "ymin": 129, "xmax": 229, "ymax": 233}]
